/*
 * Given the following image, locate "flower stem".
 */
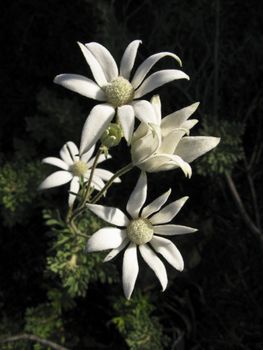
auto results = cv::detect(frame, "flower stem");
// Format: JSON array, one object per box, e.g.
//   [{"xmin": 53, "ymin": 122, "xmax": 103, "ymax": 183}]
[
  {"xmin": 81, "ymin": 147, "xmax": 103, "ymax": 205},
  {"xmin": 91, "ymin": 162, "xmax": 133, "ymax": 204}
]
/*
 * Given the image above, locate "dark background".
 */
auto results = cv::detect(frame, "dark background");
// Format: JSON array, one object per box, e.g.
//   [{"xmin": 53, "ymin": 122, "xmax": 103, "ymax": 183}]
[{"xmin": 0, "ymin": 0, "xmax": 263, "ymax": 349}]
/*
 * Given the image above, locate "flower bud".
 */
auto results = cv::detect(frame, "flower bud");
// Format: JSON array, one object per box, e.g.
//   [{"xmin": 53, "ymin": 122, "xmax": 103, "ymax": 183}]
[{"xmin": 100, "ymin": 123, "xmax": 123, "ymax": 148}]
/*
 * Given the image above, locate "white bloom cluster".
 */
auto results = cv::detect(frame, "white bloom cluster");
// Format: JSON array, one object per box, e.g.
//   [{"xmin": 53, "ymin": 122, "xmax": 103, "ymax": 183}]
[{"xmin": 40, "ymin": 40, "xmax": 220, "ymax": 298}]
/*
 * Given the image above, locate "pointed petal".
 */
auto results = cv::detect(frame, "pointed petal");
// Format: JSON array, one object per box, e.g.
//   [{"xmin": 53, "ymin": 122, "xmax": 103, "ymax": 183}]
[
  {"xmin": 150, "ymin": 196, "xmax": 189, "ymax": 225},
  {"xmin": 150, "ymin": 95, "xmax": 162, "ymax": 125},
  {"xmin": 103, "ymin": 238, "xmax": 129, "ymax": 262},
  {"xmin": 60, "ymin": 141, "xmax": 79, "ymax": 165},
  {"xmin": 85, "ymin": 42, "xmax": 118, "ymax": 82},
  {"xmin": 77, "ymin": 42, "xmax": 107, "ymax": 87},
  {"xmin": 132, "ymin": 100, "xmax": 158, "ymax": 124},
  {"xmin": 87, "ymin": 228, "xmax": 126, "ymax": 252},
  {"xmin": 39, "ymin": 171, "xmax": 72, "ymax": 190},
  {"xmin": 131, "ymin": 125, "xmax": 161, "ymax": 166},
  {"xmin": 42, "ymin": 157, "xmax": 69, "ymax": 170},
  {"xmin": 90, "ymin": 175, "xmax": 105, "ymax": 190},
  {"xmin": 87, "ymin": 203, "xmax": 129, "ymax": 226},
  {"xmin": 182, "ymin": 119, "xmax": 198, "ymax": 130},
  {"xmin": 94, "ymin": 168, "xmax": 121, "ymax": 183},
  {"xmin": 134, "ymin": 69, "xmax": 190, "ymax": 98},
  {"xmin": 131, "ymin": 124, "xmax": 162, "ymax": 165},
  {"xmin": 126, "ymin": 172, "xmax": 147, "ymax": 218},
  {"xmin": 139, "ymin": 244, "xmax": 167, "ymax": 291},
  {"xmin": 79, "ymin": 104, "xmax": 115, "ymax": 155},
  {"xmin": 80, "ymin": 145, "xmax": 96, "ymax": 163},
  {"xmin": 118, "ymin": 105, "xmax": 135, "ymax": 144},
  {"xmin": 120, "ymin": 40, "xmax": 142, "ymax": 80},
  {"xmin": 151, "ymin": 236, "xmax": 184, "ymax": 271},
  {"xmin": 161, "ymin": 102, "xmax": 200, "ymax": 137},
  {"xmin": 175, "ymin": 136, "xmax": 221, "ymax": 163},
  {"xmin": 153, "ymin": 224, "xmax": 197, "ymax": 236},
  {"xmin": 142, "ymin": 188, "xmax": 171, "ymax": 218},
  {"xmin": 68, "ymin": 176, "xmax": 80, "ymax": 207},
  {"xmin": 132, "ymin": 52, "xmax": 183, "ymax": 89},
  {"xmin": 158, "ymin": 130, "xmax": 186, "ymax": 154},
  {"xmin": 122, "ymin": 242, "xmax": 139, "ymax": 299},
  {"xmin": 53, "ymin": 74, "xmax": 106, "ymax": 101},
  {"xmin": 140, "ymin": 153, "xmax": 192, "ymax": 177}
]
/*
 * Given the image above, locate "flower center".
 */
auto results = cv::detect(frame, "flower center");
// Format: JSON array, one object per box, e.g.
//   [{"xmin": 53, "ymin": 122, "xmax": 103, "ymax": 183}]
[
  {"xmin": 70, "ymin": 161, "xmax": 88, "ymax": 177},
  {"xmin": 103, "ymin": 77, "xmax": 134, "ymax": 107},
  {"xmin": 126, "ymin": 218, "xmax": 154, "ymax": 245}
]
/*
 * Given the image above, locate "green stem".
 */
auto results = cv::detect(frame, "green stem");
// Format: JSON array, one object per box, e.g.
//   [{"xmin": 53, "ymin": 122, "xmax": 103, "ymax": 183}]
[
  {"xmin": 81, "ymin": 147, "xmax": 103, "ymax": 206},
  {"xmin": 91, "ymin": 162, "xmax": 133, "ymax": 204}
]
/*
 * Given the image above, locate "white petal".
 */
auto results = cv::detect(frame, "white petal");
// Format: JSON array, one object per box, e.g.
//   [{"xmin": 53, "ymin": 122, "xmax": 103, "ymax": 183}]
[
  {"xmin": 151, "ymin": 236, "xmax": 184, "ymax": 271},
  {"xmin": 118, "ymin": 105, "xmax": 135, "ymax": 144},
  {"xmin": 120, "ymin": 40, "xmax": 142, "ymax": 80},
  {"xmin": 42, "ymin": 157, "xmax": 69, "ymax": 170},
  {"xmin": 161, "ymin": 102, "xmax": 200, "ymax": 138},
  {"xmin": 94, "ymin": 168, "xmax": 121, "ymax": 183},
  {"xmin": 79, "ymin": 104, "xmax": 115, "ymax": 155},
  {"xmin": 141, "ymin": 188, "xmax": 171, "ymax": 218},
  {"xmin": 131, "ymin": 124, "xmax": 162, "ymax": 165},
  {"xmin": 53, "ymin": 74, "xmax": 106, "ymax": 101},
  {"xmin": 68, "ymin": 176, "xmax": 80, "ymax": 207},
  {"xmin": 132, "ymin": 52, "xmax": 183, "ymax": 89},
  {"xmin": 122, "ymin": 242, "xmax": 139, "ymax": 299},
  {"xmin": 103, "ymin": 238, "xmax": 129, "ymax": 262},
  {"xmin": 139, "ymin": 244, "xmax": 167, "ymax": 291},
  {"xmin": 126, "ymin": 172, "xmax": 147, "ymax": 218},
  {"xmin": 60, "ymin": 141, "xmax": 79, "ymax": 165},
  {"xmin": 134, "ymin": 69, "xmax": 190, "ymax": 98},
  {"xmin": 132, "ymin": 100, "xmax": 158, "ymax": 124},
  {"xmin": 85, "ymin": 42, "xmax": 118, "ymax": 82},
  {"xmin": 150, "ymin": 95, "xmax": 162, "ymax": 125},
  {"xmin": 150, "ymin": 196, "xmax": 189, "ymax": 225},
  {"xmin": 77, "ymin": 42, "xmax": 107, "ymax": 87},
  {"xmin": 90, "ymin": 175, "xmax": 105, "ymax": 190},
  {"xmin": 87, "ymin": 203, "xmax": 129, "ymax": 226},
  {"xmin": 39, "ymin": 171, "xmax": 72, "ymax": 190},
  {"xmin": 139, "ymin": 153, "xmax": 192, "ymax": 177},
  {"xmin": 175, "ymin": 136, "xmax": 221, "ymax": 163},
  {"xmin": 153, "ymin": 224, "xmax": 197, "ymax": 236},
  {"xmin": 158, "ymin": 130, "xmax": 186, "ymax": 154},
  {"xmin": 80, "ymin": 145, "xmax": 96, "ymax": 163},
  {"xmin": 87, "ymin": 228, "xmax": 126, "ymax": 252},
  {"xmin": 182, "ymin": 119, "xmax": 198, "ymax": 131}
]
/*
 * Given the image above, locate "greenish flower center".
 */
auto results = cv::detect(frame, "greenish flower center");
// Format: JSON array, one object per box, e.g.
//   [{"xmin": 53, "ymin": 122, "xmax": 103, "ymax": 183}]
[
  {"xmin": 103, "ymin": 77, "xmax": 134, "ymax": 107},
  {"xmin": 70, "ymin": 161, "xmax": 88, "ymax": 177},
  {"xmin": 126, "ymin": 218, "xmax": 154, "ymax": 245}
]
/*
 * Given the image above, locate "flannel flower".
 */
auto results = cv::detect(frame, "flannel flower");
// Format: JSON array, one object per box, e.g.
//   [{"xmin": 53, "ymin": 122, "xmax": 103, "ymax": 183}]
[
  {"xmin": 54, "ymin": 40, "xmax": 189, "ymax": 153},
  {"xmin": 86, "ymin": 172, "xmax": 197, "ymax": 299},
  {"xmin": 131, "ymin": 96, "xmax": 220, "ymax": 177},
  {"xmin": 39, "ymin": 141, "xmax": 120, "ymax": 206}
]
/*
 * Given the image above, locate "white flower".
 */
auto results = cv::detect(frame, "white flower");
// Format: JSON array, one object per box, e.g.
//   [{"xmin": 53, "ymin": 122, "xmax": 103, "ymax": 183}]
[
  {"xmin": 86, "ymin": 172, "xmax": 197, "ymax": 299},
  {"xmin": 39, "ymin": 141, "xmax": 120, "ymax": 206},
  {"xmin": 131, "ymin": 96, "xmax": 220, "ymax": 177},
  {"xmin": 54, "ymin": 40, "xmax": 189, "ymax": 153}
]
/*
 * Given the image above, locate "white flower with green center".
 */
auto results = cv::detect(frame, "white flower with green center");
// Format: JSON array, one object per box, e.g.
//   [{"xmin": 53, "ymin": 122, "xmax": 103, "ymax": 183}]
[
  {"xmin": 131, "ymin": 95, "xmax": 221, "ymax": 177},
  {"xmin": 54, "ymin": 40, "xmax": 189, "ymax": 153},
  {"xmin": 39, "ymin": 141, "xmax": 120, "ymax": 206},
  {"xmin": 86, "ymin": 172, "xmax": 197, "ymax": 299}
]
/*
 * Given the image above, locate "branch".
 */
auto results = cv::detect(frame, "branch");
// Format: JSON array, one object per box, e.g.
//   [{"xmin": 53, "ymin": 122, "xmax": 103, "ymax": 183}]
[
  {"xmin": 0, "ymin": 333, "xmax": 70, "ymax": 350},
  {"xmin": 225, "ymin": 172, "xmax": 262, "ymax": 239}
]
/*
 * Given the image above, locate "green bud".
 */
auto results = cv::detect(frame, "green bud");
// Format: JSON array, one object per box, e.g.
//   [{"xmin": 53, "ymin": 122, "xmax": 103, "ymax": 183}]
[{"xmin": 101, "ymin": 123, "xmax": 123, "ymax": 148}]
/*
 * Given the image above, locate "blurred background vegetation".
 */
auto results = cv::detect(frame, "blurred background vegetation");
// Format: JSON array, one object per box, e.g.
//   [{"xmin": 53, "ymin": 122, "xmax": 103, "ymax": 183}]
[{"xmin": 1, "ymin": 0, "xmax": 263, "ymax": 349}]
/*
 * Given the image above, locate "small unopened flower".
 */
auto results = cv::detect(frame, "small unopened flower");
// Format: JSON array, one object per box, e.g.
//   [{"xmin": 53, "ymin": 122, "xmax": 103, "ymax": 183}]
[
  {"xmin": 86, "ymin": 172, "xmax": 197, "ymax": 299},
  {"xmin": 131, "ymin": 96, "xmax": 220, "ymax": 177},
  {"xmin": 54, "ymin": 40, "xmax": 189, "ymax": 152},
  {"xmin": 39, "ymin": 141, "xmax": 120, "ymax": 206}
]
